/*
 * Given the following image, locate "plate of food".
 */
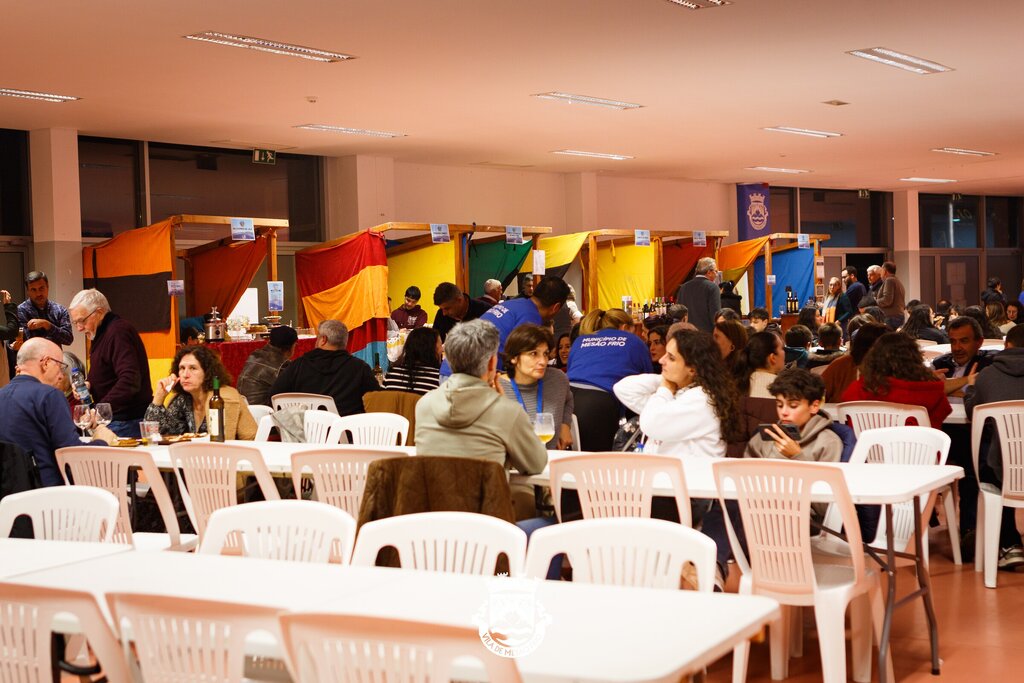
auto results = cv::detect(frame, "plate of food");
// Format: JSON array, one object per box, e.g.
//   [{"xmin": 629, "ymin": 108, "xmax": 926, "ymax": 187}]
[{"xmin": 115, "ymin": 438, "xmax": 140, "ymax": 448}]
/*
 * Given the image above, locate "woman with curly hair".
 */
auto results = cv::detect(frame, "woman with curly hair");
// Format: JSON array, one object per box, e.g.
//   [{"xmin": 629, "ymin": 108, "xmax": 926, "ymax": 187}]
[
  {"xmin": 382, "ymin": 326, "xmax": 442, "ymax": 395},
  {"xmin": 614, "ymin": 328, "xmax": 742, "ymax": 458},
  {"xmin": 146, "ymin": 345, "xmax": 257, "ymax": 439},
  {"xmin": 840, "ymin": 332, "xmax": 951, "ymax": 428}
]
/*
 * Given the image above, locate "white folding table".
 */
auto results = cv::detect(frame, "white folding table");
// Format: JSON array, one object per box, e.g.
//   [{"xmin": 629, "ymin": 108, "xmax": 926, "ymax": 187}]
[
  {"xmin": 0, "ymin": 538, "xmax": 131, "ymax": 579},
  {"xmin": 144, "ymin": 440, "xmax": 416, "ymax": 473}
]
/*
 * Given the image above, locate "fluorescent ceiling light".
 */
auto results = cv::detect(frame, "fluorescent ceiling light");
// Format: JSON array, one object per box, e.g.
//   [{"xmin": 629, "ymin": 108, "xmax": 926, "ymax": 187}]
[
  {"xmin": 665, "ymin": 0, "xmax": 732, "ymax": 9},
  {"xmin": 931, "ymin": 147, "xmax": 996, "ymax": 157},
  {"xmin": 532, "ymin": 92, "xmax": 643, "ymax": 110},
  {"xmin": 899, "ymin": 177, "xmax": 956, "ymax": 183},
  {"xmin": 184, "ymin": 32, "xmax": 354, "ymax": 62},
  {"xmin": 847, "ymin": 47, "xmax": 952, "ymax": 75},
  {"xmin": 746, "ymin": 166, "xmax": 810, "ymax": 174},
  {"xmin": 763, "ymin": 126, "xmax": 843, "ymax": 138},
  {"xmin": 294, "ymin": 124, "xmax": 405, "ymax": 138},
  {"xmin": 552, "ymin": 150, "xmax": 633, "ymax": 160},
  {"xmin": 0, "ymin": 87, "xmax": 79, "ymax": 103}
]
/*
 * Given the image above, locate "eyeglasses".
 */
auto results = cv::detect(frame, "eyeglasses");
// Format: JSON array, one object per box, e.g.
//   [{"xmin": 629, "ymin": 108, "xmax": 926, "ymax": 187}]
[
  {"xmin": 43, "ymin": 356, "xmax": 69, "ymax": 372},
  {"xmin": 71, "ymin": 309, "xmax": 99, "ymax": 326}
]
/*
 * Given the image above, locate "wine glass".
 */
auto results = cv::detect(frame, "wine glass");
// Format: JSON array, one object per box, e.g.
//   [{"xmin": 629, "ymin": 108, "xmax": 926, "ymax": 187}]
[
  {"xmin": 94, "ymin": 403, "xmax": 113, "ymax": 429},
  {"xmin": 72, "ymin": 404, "xmax": 92, "ymax": 441},
  {"xmin": 533, "ymin": 413, "xmax": 556, "ymax": 445}
]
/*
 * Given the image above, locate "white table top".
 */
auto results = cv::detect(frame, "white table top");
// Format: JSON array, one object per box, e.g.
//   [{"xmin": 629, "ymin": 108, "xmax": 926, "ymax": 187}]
[
  {"xmin": 143, "ymin": 440, "xmax": 416, "ymax": 473},
  {"xmin": 519, "ymin": 455, "xmax": 963, "ymax": 505},
  {"xmin": 0, "ymin": 539, "xmax": 131, "ymax": 579},
  {"xmin": 3, "ymin": 551, "xmax": 779, "ymax": 682}
]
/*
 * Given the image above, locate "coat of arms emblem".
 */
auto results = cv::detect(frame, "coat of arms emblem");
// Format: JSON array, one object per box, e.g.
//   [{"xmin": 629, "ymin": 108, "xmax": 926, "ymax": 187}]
[
  {"xmin": 747, "ymin": 192, "xmax": 769, "ymax": 231},
  {"xmin": 473, "ymin": 575, "xmax": 551, "ymax": 657}
]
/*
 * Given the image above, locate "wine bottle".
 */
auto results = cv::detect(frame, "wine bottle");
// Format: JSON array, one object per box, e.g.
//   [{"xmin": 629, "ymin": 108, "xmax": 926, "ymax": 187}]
[
  {"xmin": 209, "ymin": 376, "xmax": 225, "ymax": 442},
  {"xmin": 373, "ymin": 352, "xmax": 385, "ymax": 386}
]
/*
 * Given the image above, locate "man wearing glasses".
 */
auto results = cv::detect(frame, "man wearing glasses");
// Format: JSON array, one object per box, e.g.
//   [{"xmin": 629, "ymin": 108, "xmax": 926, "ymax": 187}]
[
  {"xmin": 68, "ymin": 288, "xmax": 152, "ymax": 438},
  {"xmin": 0, "ymin": 338, "xmax": 116, "ymax": 486}
]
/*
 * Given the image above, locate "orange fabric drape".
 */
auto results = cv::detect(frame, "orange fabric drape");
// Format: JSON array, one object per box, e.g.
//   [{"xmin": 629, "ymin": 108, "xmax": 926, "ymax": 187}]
[{"xmin": 188, "ymin": 235, "xmax": 267, "ymax": 318}]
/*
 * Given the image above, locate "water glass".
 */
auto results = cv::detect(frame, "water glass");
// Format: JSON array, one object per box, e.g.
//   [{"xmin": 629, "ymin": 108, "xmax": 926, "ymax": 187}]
[
  {"xmin": 140, "ymin": 421, "xmax": 162, "ymax": 445},
  {"xmin": 94, "ymin": 403, "xmax": 113, "ymax": 427},
  {"xmin": 72, "ymin": 404, "xmax": 91, "ymax": 440}
]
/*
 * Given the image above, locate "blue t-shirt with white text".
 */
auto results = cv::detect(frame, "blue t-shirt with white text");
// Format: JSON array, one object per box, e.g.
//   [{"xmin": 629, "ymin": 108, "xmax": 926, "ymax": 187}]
[{"xmin": 567, "ymin": 329, "xmax": 653, "ymax": 392}]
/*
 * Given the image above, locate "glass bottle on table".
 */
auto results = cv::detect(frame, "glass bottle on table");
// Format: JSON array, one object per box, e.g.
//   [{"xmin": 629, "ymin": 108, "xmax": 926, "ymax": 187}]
[
  {"xmin": 373, "ymin": 352, "xmax": 385, "ymax": 386},
  {"xmin": 209, "ymin": 376, "xmax": 225, "ymax": 442}
]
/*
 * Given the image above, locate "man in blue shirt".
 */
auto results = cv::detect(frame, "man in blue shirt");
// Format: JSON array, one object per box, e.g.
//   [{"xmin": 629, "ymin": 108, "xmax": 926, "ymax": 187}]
[
  {"xmin": 0, "ymin": 338, "xmax": 116, "ymax": 486},
  {"xmin": 16, "ymin": 271, "xmax": 73, "ymax": 347}
]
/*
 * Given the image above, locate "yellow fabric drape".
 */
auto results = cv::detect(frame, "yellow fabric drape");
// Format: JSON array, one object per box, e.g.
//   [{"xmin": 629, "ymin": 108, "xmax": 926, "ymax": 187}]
[
  {"xmin": 596, "ymin": 242, "xmax": 656, "ymax": 310},
  {"xmin": 386, "ymin": 242, "xmax": 457, "ymax": 322},
  {"xmin": 301, "ymin": 265, "xmax": 390, "ymax": 331},
  {"xmin": 533, "ymin": 232, "xmax": 591, "ymax": 270}
]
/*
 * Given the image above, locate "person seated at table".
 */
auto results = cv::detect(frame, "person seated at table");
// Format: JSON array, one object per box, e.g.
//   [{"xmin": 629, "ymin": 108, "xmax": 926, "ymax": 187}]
[
  {"xmin": 56, "ymin": 350, "xmax": 86, "ymax": 410},
  {"xmin": 180, "ymin": 326, "xmax": 202, "ymax": 347},
  {"xmin": 415, "ymin": 319, "xmax": 547, "ymax": 475},
  {"xmin": 390, "ymin": 286, "xmax": 428, "ymax": 330},
  {"xmin": 146, "ymin": 345, "xmax": 257, "ymax": 440},
  {"xmin": 747, "ymin": 306, "xmax": 781, "ymax": 335},
  {"xmin": 382, "ymin": 326, "xmax": 442, "ymax": 395},
  {"xmin": 236, "ymin": 325, "xmax": 298, "ymax": 406},
  {"xmin": 963, "ymin": 305, "xmax": 1003, "ymax": 340},
  {"xmin": 987, "ymin": 301, "xmax": 1014, "ymax": 336},
  {"xmin": 840, "ymin": 332, "xmax": 951, "ymax": 429},
  {"xmin": 498, "ymin": 324, "xmax": 573, "ymax": 450},
  {"xmin": 1005, "ymin": 301, "xmax": 1021, "ymax": 327},
  {"xmin": 727, "ymin": 330, "xmax": 787, "ymax": 457},
  {"xmin": 931, "ymin": 316, "xmax": 995, "ymax": 397},
  {"xmin": 796, "ymin": 305, "xmax": 822, "ymax": 341},
  {"xmin": 552, "ymin": 332, "xmax": 571, "ymax": 371},
  {"xmin": 822, "ymin": 318, "xmax": 887, "ymax": 402},
  {"xmin": 783, "ymin": 324, "xmax": 813, "ymax": 368},
  {"xmin": 714, "ymin": 308, "xmax": 740, "ymax": 324},
  {"xmin": 0, "ymin": 339, "xmax": 117, "ymax": 486},
  {"xmin": 900, "ymin": 304, "xmax": 949, "ymax": 344},
  {"xmin": 645, "ymin": 325, "xmax": 669, "ymax": 373},
  {"xmin": 713, "ymin": 319, "xmax": 747, "ymax": 371},
  {"xmin": 269, "ymin": 320, "xmax": 380, "ymax": 417},
  {"xmin": 806, "ymin": 322, "xmax": 845, "ymax": 370}
]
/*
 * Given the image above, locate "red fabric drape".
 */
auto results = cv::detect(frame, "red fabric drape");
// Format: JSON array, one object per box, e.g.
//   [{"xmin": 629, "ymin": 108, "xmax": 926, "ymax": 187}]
[
  {"xmin": 662, "ymin": 240, "xmax": 713, "ymax": 295},
  {"xmin": 189, "ymin": 235, "xmax": 267, "ymax": 317}
]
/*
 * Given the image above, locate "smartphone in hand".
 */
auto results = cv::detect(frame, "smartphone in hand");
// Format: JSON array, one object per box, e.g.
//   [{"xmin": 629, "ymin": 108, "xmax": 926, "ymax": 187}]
[{"xmin": 758, "ymin": 423, "xmax": 802, "ymax": 441}]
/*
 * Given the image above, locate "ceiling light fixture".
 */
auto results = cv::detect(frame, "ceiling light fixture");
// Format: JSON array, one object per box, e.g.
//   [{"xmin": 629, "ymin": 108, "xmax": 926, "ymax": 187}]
[
  {"xmin": 931, "ymin": 147, "xmax": 996, "ymax": 157},
  {"xmin": 665, "ymin": 0, "xmax": 732, "ymax": 9},
  {"xmin": 899, "ymin": 177, "xmax": 956, "ymax": 183},
  {"xmin": 552, "ymin": 150, "xmax": 633, "ymax": 160},
  {"xmin": 294, "ymin": 124, "xmax": 405, "ymax": 138},
  {"xmin": 847, "ymin": 47, "xmax": 952, "ymax": 75},
  {"xmin": 822, "ymin": 100, "xmax": 850, "ymax": 106},
  {"xmin": 746, "ymin": 166, "xmax": 810, "ymax": 174},
  {"xmin": 532, "ymin": 92, "xmax": 643, "ymax": 110},
  {"xmin": 184, "ymin": 32, "xmax": 354, "ymax": 62},
  {"xmin": 763, "ymin": 126, "xmax": 843, "ymax": 139},
  {"xmin": 0, "ymin": 87, "xmax": 79, "ymax": 103}
]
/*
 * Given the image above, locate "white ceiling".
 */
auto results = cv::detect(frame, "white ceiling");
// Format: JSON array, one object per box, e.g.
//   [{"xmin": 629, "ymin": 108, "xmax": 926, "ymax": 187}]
[{"xmin": 5, "ymin": 0, "xmax": 1024, "ymax": 195}]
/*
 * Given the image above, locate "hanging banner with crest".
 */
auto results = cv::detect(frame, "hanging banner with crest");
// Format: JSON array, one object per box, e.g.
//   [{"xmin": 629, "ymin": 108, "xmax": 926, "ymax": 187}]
[{"xmin": 737, "ymin": 183, "xmax": 771, "ymax": 242}]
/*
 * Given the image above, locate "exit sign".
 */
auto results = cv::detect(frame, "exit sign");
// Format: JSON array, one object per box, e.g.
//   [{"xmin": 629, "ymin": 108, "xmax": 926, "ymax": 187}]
[{"xmin": 252, "ymin": 148, "xmax": 276, "ymax": 165}]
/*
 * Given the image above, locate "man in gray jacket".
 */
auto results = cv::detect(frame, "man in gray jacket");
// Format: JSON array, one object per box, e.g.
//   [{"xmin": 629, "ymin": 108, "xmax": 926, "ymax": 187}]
[
  {"xmin": 415, "ymin": 319, "xmax": 548, "ymax": 475},
  {"xmin": 675, "ymin": 257, "xmax": 721, "ymax": 333}
]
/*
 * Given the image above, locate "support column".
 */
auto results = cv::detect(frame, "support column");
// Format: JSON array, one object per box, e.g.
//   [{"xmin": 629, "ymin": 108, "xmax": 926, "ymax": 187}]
[
  {"xmin": 565, "ymin": 172, "xmax": 598, "ymax": 233},
  {"xmin": 29, "ymin": 128, "xmax": 86, "ymax": 359},
  {"xmin": 322, "ymin": 154, "xmax": 395, "ymax": 238},
  {"xmin": 892, "ymin": 190, "xmax": 921, "ymax": 301}
]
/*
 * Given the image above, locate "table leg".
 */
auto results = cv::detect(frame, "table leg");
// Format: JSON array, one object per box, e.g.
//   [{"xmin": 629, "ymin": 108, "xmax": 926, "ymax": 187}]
[
  {"xmin": 913, "ymin": 494, "xmax": 941, "ymax": 675},
  {"xmin": 878, "ymin": 503, "xmax": 896, "ymax": 683}
]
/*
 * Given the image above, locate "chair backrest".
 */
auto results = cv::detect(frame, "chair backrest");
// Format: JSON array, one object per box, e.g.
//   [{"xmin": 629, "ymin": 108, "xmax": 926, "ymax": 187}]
[
  {"xmin": 837, "ymin": 400, "xmax": 931, "ymax": 437},
  {"xmin": 550, "ymin": 453, "xmax": 692, "ymax": 526},
  {"xmin": 170, "ymin": 442, "xmax": 280, "ymax": 541},
  {"xmin": 280, "ymin": 613, "xmax": 522, "ymax": 683},
  {"xmin": 525, "ymin": 517, "xmax": 717, "ymax": 591},
  {"xmin": 199, "ymin": 500, "xmax": 357, "ymax": 563},
  {"xmin": 303, "ymin": 410, "xmax": 346, "ymax": 444},
  {"xmin": 254, "ymin": 413, "xmax": 276, "ymax": 441},
  {"xmin": 362, "ymin": 390, "xmax": 421, "ymax": 446},
  {"xmin": 972, "ymin": 400, "xmax": 1024, "ymax": 502},
  {"xmin": 570, "ymin": 413, "xmax": 582, "ymax": 450},
  {"xmin": 350, "ymin": 511, "xmax": 527, "ymax": 575},
  {"xmin": 336, "ymin": 413, "xmax": 409, "ymax": 447},
  {"xmin": 0, "ymin": 583, "xmax": 130, "ymax": 683},
  {"xmin": 713, "ymin": 459, "xmax": 865, "ymax": 597},
  {"xmin": 56, "ymin": 446, "xmax": 183, "ymax": 547},
  {"xmin": 915, "ymin": 339, "xmax": 938, "ymax": 348},
  {"xmin": 272, "ymin": 392, "xmax": 339, "ymax": 415},
  {"xmin": 0, "ymin": 486, "xmax": 118, "ymax": 541},
  {"xmin": 108, "ymin": 592, "xmax": 282, "ymax": 683},
  {"xmin": 291, "ymin": 448, "xmax": 410, "ymax": 517},
  {"xmin": 248, "ymin": 404, "xmax": 274, "ymax": 422}
]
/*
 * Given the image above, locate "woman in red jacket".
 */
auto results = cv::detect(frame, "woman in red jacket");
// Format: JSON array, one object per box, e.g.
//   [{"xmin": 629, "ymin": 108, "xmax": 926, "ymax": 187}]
[{"xmin": 841, "ymin": 332, "xmax": 952, "ymax": 428}]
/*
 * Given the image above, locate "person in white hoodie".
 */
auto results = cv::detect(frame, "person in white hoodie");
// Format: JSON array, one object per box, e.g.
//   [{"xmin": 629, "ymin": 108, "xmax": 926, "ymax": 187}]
[{"xmin": 613, "ymin": 328, "xmax": 742, "ymax": 459}]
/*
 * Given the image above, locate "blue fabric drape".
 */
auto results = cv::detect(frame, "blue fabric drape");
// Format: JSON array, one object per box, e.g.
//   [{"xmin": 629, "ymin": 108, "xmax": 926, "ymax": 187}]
[{"xmin": 754, "ymin": 247, "xmax": 815, "ymax": 314}]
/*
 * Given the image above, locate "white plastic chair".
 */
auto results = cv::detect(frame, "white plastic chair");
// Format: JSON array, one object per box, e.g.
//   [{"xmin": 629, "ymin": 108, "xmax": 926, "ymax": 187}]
[
  {"xmin": 108, "ymin": 592, "xmax": 283, "ymax": 683},
  {"xmin": 280, "ymin": 613, "xmax": 523, "ymax": 682},
  {"xmin": 837, "ymin": 401, "xmax": 961, "ymax": 565},
  {"xmin": 915, "ymin": 339, "xmax": 938, "ymax": 348},
  {"xmin": 525, "ymin": 517, "xmax": 717, "ymax": 590},
  {"xmin": 350, "ymin": 511, "xmax": 527, "ymax": 575},
  {"xmin": 170, "ymin": 442, "xmax": 281, "ymax": 543},
  {"xmin": 972, "ymin": 400, "xmax": 1024, "ymax": 588},
  {"xmin": 254, "ymin": 413, "xmax": 276, "ymax": 441},
  {"xmin": 0, "ymin": 583, "xmax": 130, "ymax": 682},
  {"xmin": 714, "ymin": 459, "xmax": 890, "ymax": 683},
  {"xmin": 272, "ymin": 392, "xmax": 339, "ymax": 415},
  {"xmin": 248, "ymin": 404, "xmax": 274, "ymax": 422},
  {"xmin": 0, "ymin": 486, "xmax": 119, "ymax": 542},
  {"xmin": 291, "ymin": 448, "xmax": 410, "ymax": 517},
  {"xmin": 335, "ymin": 412, "xmax": 409, "ymax": 447},
  {"xmin": 550, "ymin": 453, "xmax": 691, "ymax": 526},
  {"xmin": 56, "ymin": 446, "xmax": 196, "ymax": 551},
  {"xmin": 198, "ymin": 499, "xmax": 357, "ymax": 563},
  {"xmin": 570, "ymin": 413, "xmax": 582, "ymax": 450},
  {"xmin": 303, "ymin": 409, "xmax": 346, "ymax": 444}
]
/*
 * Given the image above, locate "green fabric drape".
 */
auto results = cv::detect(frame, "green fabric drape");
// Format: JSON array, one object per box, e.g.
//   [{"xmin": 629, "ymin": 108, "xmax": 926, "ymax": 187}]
[{"xmin": 467, "ymin": 240, "xmax": 533, "ymax": 297}]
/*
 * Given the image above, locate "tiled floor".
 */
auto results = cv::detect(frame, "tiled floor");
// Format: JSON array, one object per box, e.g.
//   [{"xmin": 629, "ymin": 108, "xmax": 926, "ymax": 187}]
[{"xmin": 707, "ymin": 526, "xmax": 1024, "ymax": 682}]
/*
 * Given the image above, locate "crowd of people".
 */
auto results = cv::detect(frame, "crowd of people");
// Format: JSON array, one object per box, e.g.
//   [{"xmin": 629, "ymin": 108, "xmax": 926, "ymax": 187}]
[{"xmin": 3, "ymin": 259, "xmax": 1024, "ymax": 575}]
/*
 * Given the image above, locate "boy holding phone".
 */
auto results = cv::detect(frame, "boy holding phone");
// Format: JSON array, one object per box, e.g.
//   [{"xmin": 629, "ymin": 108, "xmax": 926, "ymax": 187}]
[{"xmin": 747, "ymin": 368, "xmax": 842, "ymax": 462}]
